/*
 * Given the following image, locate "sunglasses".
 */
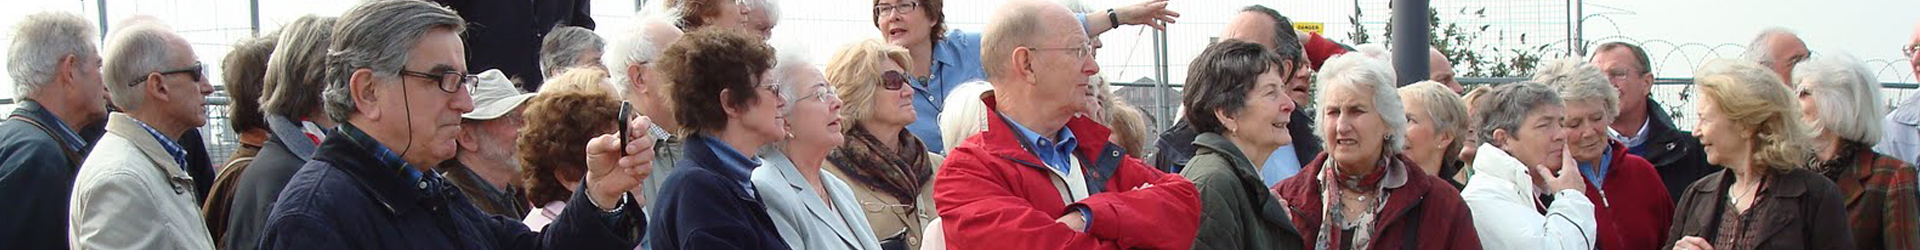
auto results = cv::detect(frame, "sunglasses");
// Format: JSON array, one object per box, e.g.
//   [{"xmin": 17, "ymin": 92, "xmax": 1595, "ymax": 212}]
[
  {"xmin": 128, "ymin": 62, "xmax": 205, "ymax": 86},
  {"xmin": 880, "ymin": 70, "xmax": 907, "ymax": 91}
]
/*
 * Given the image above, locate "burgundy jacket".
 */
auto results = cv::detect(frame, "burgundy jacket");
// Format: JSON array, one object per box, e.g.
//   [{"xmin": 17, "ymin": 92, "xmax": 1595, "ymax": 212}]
[
  {"xmin": 1583, "ymin": 141, "xmax": 1676, "ymax": 250},
  {"xmin": 1274, "ymin": 153, "xmax": 1481, "ymax": 250}
]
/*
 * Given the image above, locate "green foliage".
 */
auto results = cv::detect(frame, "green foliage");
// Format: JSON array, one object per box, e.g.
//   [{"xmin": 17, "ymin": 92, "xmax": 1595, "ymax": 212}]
[{"xmin": 1346, "ymin": 5, "xmax": 1543, "ymax": 78}]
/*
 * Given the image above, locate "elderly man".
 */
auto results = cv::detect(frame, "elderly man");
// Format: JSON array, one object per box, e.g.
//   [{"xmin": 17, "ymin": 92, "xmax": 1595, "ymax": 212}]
[
  {"xmin": 1430, "ymin": 47, "xmax": 1462, "ymax": 93},
  {"xmin": 933, "ymin": 1, "xmax": 1199, "ymax": 249},
  {"xmin": 602, "ymin": 10, "xmax": 686, "ymax": 205},
  {"xmin": 438, "ymin": 69, "xmax": 536, "ymax": 217},
  {"xmin": 1743, "ymin": 27, "xmax": 1811, "ymax": 84},
  {"xmin": 257, "ymin": 1, "xmax": 652, "ymax": 249},
  {"xmin": 1589, "ymin": 42, "xmax": 1714, "ymax": 202},
  {"xmin": 68, "ymin": 21, "xmax": 218, "ymax": 249},
  {"xmin": 0, "ymin": 11, "xmax": 109, "ymax": 250},
  {"xmin": 1878, "ymin": 20, "xmax": 1920, "ymax": 165},
  {"xmin": 1154, "ymin": 5, "xmax": 1320, "ymax": 184},
  {"xmin": 743, "ymin": 0, "xmax": 779, "ymax": 39},
  {"xmin": 538, "ymin": 26, "xmax": 604, "ymax": 79}
]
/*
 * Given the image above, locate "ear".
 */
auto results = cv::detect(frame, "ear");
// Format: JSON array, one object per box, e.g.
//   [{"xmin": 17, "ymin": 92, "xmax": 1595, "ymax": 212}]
[
  {"xmin": 1491, "ymin": 128, "xmax": 1513, "ymax": 149},
  {"xmin": 627, "ymin": 63, "xmax": 646, "ymax": 89},
  {"xmin": 146, "ymin": 73, "xmax": 172, "ymax": 103},
  {"xmin": 1435, "ymin": 132, "xmax": 1457, "ymax": 151},
  {"xmin": 54, "ymin": 54, "xmax": 76, "ymax": 86},
  {"xmin": 1013, "ymin": 47, "xmax": 1037, "ymax": 84},
  {"xmin": 349, "ymin": 68, "xmax": 383, "ymax": 121},
  {"xmin": 720, "ymin": 88, "xmax": 741, "ymax": 117},
  {"xmin": 455, "ymin": 126, "xmax": 481, "ymax": 152},
  {"xmin": 1213, "ymin": 107, "xmax": 1238, "ymax": 133}
]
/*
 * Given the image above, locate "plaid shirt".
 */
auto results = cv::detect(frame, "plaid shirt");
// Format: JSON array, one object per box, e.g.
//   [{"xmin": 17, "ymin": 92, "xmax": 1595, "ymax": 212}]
[{"xmin": 1818, "ymin": 142, "xmax": 1920, "ymax": 250}]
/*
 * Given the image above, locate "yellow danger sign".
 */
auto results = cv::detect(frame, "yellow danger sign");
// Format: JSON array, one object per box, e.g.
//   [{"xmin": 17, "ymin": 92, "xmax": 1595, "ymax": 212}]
[{"xmin": 1294, "ymin": 22, "xmax": 1324, "ymax": 35}]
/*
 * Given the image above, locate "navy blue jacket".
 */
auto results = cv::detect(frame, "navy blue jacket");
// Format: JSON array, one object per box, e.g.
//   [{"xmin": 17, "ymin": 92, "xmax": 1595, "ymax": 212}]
[
  {"xmin": 0, "ymin": 100, "xmax": 103, "ymax": 249},
  {"xmin": 430, "ymin": 0, "xmax": 593, "ymax": 91},
  {"xmin": 259, "ymin": 125, "xmax": 642, "ymax": 249},
  {"xmin": 647, "ymin": 134, "xmax": 790, "ymax": 250}
]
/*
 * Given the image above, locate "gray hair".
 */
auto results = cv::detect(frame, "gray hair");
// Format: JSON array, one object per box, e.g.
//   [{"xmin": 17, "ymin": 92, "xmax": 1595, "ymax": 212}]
[
  {"xmin": 321, "ymin": 0, "xmax": 466, "ymax": 123},
  {"xmin": 1742, "ymin": 27, "xmax": 1799, "ymax": 65},
  {"xmin": 762, "ymin": 45, "xmax": 818, "ymax": 152},
  {"xmin": 1471, "ymin": 81, "xmax": 1562, "ymax": 147},
  {"xmin": 1793, "ymin": 54, "xmax": 1886, "ymax": 144},
  {"xmin": 938, "ymin": 81, "xmax": 996, "ymax": 152},
  {"xmin": 538, "ymin": 26, "xmax": 604, "ymax": 79},
  {"xmin": 742, "ymin": 0, "xmax": 780, "ymax": 25},
  {"xmin": 101, "ymin": 22, "xmax": 184, "ymax": 112},
  {"xmin": 261, "ymin": 15, "xmax": 338, "ymax": 118},
  {"xmin": 1532, "ymin": 58, "xmax": 1619, "ymax": 120},
  {"xmin": 8, "ymin": 11, "xmax": 98, "ymax": 100},
  {"xmin": 1315, "ymin": 53, "xmax": 1407, "ymax": 155},
  {"xmin": 602, "ymin": 7, "xmax": 685, "ymax": 100}
]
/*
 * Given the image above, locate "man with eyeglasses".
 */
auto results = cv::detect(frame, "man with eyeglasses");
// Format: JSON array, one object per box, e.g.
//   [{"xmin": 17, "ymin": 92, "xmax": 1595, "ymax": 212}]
[
  {"xmin": 931, "ymin": 1, "xmax": 1199, "ymax": 249},
  {"xmin": 1876, "ymin": 20, "xmax": 1920, "ymax": 167},
  {"xmin": 257, "ymin": 1, "xmax": 654, "ymax": 249},
  {"xmin": 67, "ymin": 21, "xmax": 219, "ymax": 249}
]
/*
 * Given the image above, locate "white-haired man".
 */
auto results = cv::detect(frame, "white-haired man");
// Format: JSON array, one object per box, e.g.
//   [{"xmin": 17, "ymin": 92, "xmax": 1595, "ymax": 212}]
[
  {"xmin": 1879, "ymin": 20, "xmax": 1920, "ymax": 166},
  {"xmin": 1744, "ymin": 27, "xmax": 1810, "ymax": 84},
  {"xmin": 438, "ymin": 69, "xmax": 536, "ymax": 217},
  {"xmin": 933, "ymin": 1, "xmax": 1199, "ymax": 249},
  {"xmin": 258, "ymin": 0, "xmax": 654, "ymax": 248},
  {"xmin": 0, "ymin": 11, "xmax": 110, "ymax": 249},
  {"xmin": 603, "ymin": 9, "xmax": 687, "ymax": 205},
  {"xmin": 68, "ymin": 21, "xmax": 217, "ymax": 249}
]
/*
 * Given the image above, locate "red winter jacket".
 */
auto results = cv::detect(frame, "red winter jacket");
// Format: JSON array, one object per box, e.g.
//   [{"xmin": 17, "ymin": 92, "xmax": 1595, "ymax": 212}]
[
  {"xmin": 1583, "ymin": 141, "xmax": 1675, "ymax": 250},
  {"xmin": 1275, "ymin": 153, "xmax": 1481, "ymax": 250},
  {"xmin": 933, "ymin": 96, "xmax": 1201, "ymax": 249}
]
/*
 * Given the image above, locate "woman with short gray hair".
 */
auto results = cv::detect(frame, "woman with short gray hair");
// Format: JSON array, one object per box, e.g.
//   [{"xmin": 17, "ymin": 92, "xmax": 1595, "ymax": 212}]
[
  {"xmin": 1534, "ymin": 58, "xmax": 1673, "ymax": 250},
  {"xmin": 752, "ymin": 46, "xmax": 885, "ymax": 250},
  {"xmin": 1273, "ymin": 54, "xmax": 1482, "ymax": 250},
  {"xmin": 538, "ymin": 26, "xmax": 604, "ymax": 79},
  {"xmin": 1460, "ymin": 81, "xmax": 1596, "ymax": 250},
  {"xmin": 1792, "ymin": 54, "xmax": 1920, "ymax": 250}
]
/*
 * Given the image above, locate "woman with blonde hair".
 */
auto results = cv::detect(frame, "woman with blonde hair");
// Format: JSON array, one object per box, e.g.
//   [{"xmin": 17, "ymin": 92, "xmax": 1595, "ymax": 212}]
[
  {"xmin": 1666, "ymin": 59, "xmax": 1853, "ymax": 250},
  {"xmin": 1396, "ymin": 81, "xmax": 1470, "ymax": 188},
  {"xmin": 822, "ymin": 38, "xmax": 944, "ymax": 250}
]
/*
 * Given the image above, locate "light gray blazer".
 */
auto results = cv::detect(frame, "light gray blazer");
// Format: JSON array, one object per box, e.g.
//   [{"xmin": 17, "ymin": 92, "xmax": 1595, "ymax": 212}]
[{"xmin": 753, "ymin": 151, "xmax": 883, "ymax": 250}]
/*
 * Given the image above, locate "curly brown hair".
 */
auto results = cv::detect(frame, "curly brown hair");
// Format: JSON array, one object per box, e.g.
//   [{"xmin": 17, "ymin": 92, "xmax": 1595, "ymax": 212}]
[
  {"xmin": 518, "ymin": 68, "xmax": 622, "ymax": 205},
  {"xmin": 666, "ymin": 0, "xmax": 735, "ymax": 29},
  {"xmin": 660, "ymin": 28, "xmax": 775, "ymax": 136}
]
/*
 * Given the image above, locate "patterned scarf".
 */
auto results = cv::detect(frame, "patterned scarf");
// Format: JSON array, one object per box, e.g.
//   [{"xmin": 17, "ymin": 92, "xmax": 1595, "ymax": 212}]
[
  {"xmin": 1316, "ymin": 154, "xmax": 1395, "ymax": 250},
  {"xmin": 827, "ymin": 127, "xmax": 933, "ymax": 205}
]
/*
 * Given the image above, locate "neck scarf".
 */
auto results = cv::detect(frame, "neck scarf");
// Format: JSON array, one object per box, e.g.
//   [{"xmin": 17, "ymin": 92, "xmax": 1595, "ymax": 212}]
[
  {"xmin": 1316, "ymin": 154, "xmax": 1394, "ymax": 250},
  {"xmin": 827, "ymin": 127, "xmax": 933, "ymax": 205}
]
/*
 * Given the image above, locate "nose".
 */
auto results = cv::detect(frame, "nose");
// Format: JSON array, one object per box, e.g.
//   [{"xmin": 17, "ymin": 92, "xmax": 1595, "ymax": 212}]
[
  {"xmin": 1278, "ymin": 93, "xmax": 1296, "ymax": 114},
  {"xmin": 451, "ymin": 89, "xmax": 476, "ymax": 113},
  {"xmin": 1081, "ymin": 56, "xmax": 1100, "ymax": 76}
]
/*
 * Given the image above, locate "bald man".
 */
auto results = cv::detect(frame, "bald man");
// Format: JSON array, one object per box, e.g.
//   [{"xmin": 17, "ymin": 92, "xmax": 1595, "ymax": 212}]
[
  {"xmin": 1743, "ymin": 28, "xmax": 1810, "ymax": 84},
  {"xmin": 1430, "ymin": 47, "xmax": 1461, "ymax": 93},
  {"xmin": 932, "ymin": 1, "xmax": 1200, "ymax": 249},
  {"xmin": 1875, "ymin": 21, "xmax": 1920, "ymax": 166}
]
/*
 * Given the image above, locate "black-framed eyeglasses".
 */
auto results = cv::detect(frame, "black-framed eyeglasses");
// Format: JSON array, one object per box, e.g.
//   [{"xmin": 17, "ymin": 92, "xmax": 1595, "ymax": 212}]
[
  {"xmin": 128, "ymin": 62, "xmax": 205, "ymax": 86},
  {"xmin": 1027, "ymin": 42, "xmax": 1094, "ymax": 59},
  {"xmin": 398, "ymin": 69, "xmax": 477, "ymax": 93},
  {"xmin": 880, "ymin": 70, "xmax": 907, "ymax": 90},
  {"xmin": 872, "ymin": 1, "xmax": 919, "ymax": 17}
]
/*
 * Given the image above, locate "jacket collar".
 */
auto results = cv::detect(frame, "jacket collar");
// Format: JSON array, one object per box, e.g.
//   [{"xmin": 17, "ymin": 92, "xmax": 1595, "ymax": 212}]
[
  {"xmin": 683, "ymin": 133, "xmax": 762, "ymax": 198},
  {"xmin": 1292, "ymin": 153, "xmax": 1430, "ymax": 230},
  {"xmin": 764, "ymin": 151, "xmax": 863, "ymax": 248},
  {"xmin": 313, "ymin": 123, "xmax": 439, "ymax": 215},
  {"xmin": 1192, "ymin": 132, "xmax": 1257, "ymax": 177},
  {"xmin": 1642, "ymin": 98, "xmax": 1690, "ymax": 145},
  {"xmin": 266, "ymin": 115, "xmax": 321, "ymax": 161},
  {"xmin": 103, "ymin": 113, "xmax": 195, "ymax": 190},
  {"xmin": 13, "ymin": 99, "xmax": 91, "ymax": 152},
  {"xmin": 1694, "ymin": 168, "xmax": 1809, "ymax": 198},
  {"xmin": 976, "ymin": 94, "xmax": 1127, "ymax": 190}
]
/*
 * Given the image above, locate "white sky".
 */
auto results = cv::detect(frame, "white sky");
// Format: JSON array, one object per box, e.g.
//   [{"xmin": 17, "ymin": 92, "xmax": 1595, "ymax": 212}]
[{"xmin": 2, "ymin": 0, "xmax": 1916, "ymax": 99}]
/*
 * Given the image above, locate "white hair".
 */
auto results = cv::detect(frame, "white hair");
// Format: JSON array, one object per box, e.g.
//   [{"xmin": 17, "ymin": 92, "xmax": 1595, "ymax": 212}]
[
  {"xmin": 1532, "ymin": 58, "xmax": 1619, "ymax": 120},
  {"xmin": 602, "ymin": 7, "xmax": 686, "ymax": 100},
  {"xmin": 1742, "ymin": 27, "xmax": 1799, "ymax": 65},
  {"xmin": 1793, "ymin": 54, "xmax": 1886, "ymax": 144},
  {"xmin": 939, "ymin": 81, "xmax": 996, "ymax": 152},
  {"xmin": 760, "ymin": 43, "xmax": 819, "ymax": 153},
  {"xmin": 101, "ymin": 22, "xmax": 183, "ymax": 111},
  {"xmin": 1315, "ymin": 53, "xmax": 1407, "ymax": 155},
  {"xmin": 742, "ymin": 0, "xmax": 780, "ymax": 25},
  {"xmin": 8, "ymin": 12, "xmax": 98, "ymax": 100}
]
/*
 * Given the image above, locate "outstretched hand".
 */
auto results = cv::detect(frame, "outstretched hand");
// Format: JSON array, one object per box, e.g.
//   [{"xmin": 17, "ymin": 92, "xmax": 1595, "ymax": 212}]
[{"xmin": 1114, "ymin": 0, "xmax": 1180, "ymax": 30}]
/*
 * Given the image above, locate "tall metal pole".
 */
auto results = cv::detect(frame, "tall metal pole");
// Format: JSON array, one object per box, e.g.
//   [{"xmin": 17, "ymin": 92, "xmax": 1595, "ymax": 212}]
[
  {"xmin": 250, "ymin": 0, "xmax": 261, "ymax": 35},
  {"xmin": 1390, "ymin": 0, "xmax": 1430, "ymax": 86},
  {"xmin": 1152, "ymin": 26, "xmax": 1171, "ymax": 131},
  {"xmin": 1572, "ymin": 0, "xmax": 1584, "ymax": 56},
  {"xmin": 95, "ymin": 0, "xmax": 108, "ymax": 41}
]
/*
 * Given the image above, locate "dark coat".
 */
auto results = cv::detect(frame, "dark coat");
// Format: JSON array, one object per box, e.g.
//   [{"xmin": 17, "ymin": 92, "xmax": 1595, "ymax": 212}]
[
  {"xmin": 1152, "ymin": 109, "xmax": 1320, "ymax": 173},
  {"xmin": 220, "ymin": 117, "xmax": 321, "ymax": 250},
  {"xmin": 1666, "ymin": 168, "xmax": 1856, "ymax": 250},
  {"xmin": 182, "ymin": 128, "xmax": 216, "ymax": 201},
  {"xmin": 647, "ymin": 134, "xmax": 791, "ymax": 250},
  {"xmin": 0, "ymin": 100, "xmax": 103, "ymax": 249},
  {"xmin": 1633, "ymin": 98, "xmax": 1719, "ymax": 203},
  {"xmin": 430, "ymin": 0, "xmax": 594, "ymax": 91},
  {"xmin": 258, "ymin": 125, "xmax": 642, "ymax": 249},
  {"xmin": 1274, "ymin": 153, "xmax": 1481, "ymax": 250},
  {"xmin": 1180, "ymin": 133, "xmax": 1304, "ymax": 250}
]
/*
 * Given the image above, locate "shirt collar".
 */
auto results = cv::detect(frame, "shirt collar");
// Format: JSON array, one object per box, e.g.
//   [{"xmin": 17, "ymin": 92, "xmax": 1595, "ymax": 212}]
[
  {"xmin": 1003, "ymin": 116, "xmax": 1078, "ymax": 173},
  {"xmin": 20, "ymin": 100, "xmax": 89, "ymax": 152},
  {"xmin": 339, "ymin": 124, "xmax": 424, "ymax": 184},
  {"xmin": 132, "ymin": 118, "xmax": 188, "ymax": 169},
  {"xmin": 691, "ymin": 134, "xmax": 761, "ymax": 197},
  {"xmin": 1606, "ymin": 119, "xmax": 1651, "ymax": 147}
]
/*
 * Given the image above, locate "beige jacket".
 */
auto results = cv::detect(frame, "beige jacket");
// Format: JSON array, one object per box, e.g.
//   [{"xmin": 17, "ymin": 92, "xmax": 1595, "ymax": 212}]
[
  {"xmin": 68, "ymin": 113, "xmax": 214, "ymax": 249},
  {"xmin": 823, "ymin": 153, "xmax": 942, "ymax": 250}
]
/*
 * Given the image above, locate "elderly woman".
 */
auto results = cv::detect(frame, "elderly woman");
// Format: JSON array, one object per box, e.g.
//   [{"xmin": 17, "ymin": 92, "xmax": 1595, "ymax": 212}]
[
  {"xmin": 752, "ymin": 48, "xmax": 884, "ymax": 250},
  {"xmin": 1396, "ymin": 81, "xmax": 1470, "ymax": 188},
  {"xmin": 218, "ymin": 15, "xmax": 336, "ymax": 250},
  {"xmin": 867, "ymin": 0, "xmax": 1176, "ymax": 154},
  {"xmin": 1177, "ymin": 40, "xmax": 1306, "ymax": 250},
  {"xmin": 1083, "ymin": 75, "xmax": 1153, "ymax": 158},
  {"xmin": 1459, "ymin": 81, "xmax": 1596, "ymax": 249},
  {"xmin": 517, "ymin": 68, "xmax": 622, "ymax": 231},
  {"xmin": 1531, "ymin": 59, "xmax": 1676, "ymax": 250},
  {"xmin": 1273, "ymin": 54, "xmax": 1481, "ymax": 250},
  {"xmin": 821, "ymin": 38, "xmax": 945, "ymax": 250},
  {"xmin": 1792, "ymin": 55, "xmax": 1920, "ymax": 250},
  {"xmin": 1666, "ymin": 59, "xmax": 1853, "ymax": 250},
  {"xmin": 646, "ymin": 29, "xmax": 791, "ymax": 250}
]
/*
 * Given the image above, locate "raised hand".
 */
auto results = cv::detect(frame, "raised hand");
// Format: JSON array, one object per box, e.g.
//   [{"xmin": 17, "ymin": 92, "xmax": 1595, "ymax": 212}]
[{"xmin": 583, "ymin": 116, "xmax": 658, "ymax": 211}]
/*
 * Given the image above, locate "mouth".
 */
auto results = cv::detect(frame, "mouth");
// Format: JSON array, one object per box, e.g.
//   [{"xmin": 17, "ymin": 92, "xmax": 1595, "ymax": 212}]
[
  {"xmin": 887, "ymin": 27, "xmax": 909, "ymax": 39},
  {"xmin": 1334, "ymin": 138, "xmax": 1359, "ymax": 147},
  {"xmin": 829, "ymin": 117, "xmax": 841, "ymax": 127}
]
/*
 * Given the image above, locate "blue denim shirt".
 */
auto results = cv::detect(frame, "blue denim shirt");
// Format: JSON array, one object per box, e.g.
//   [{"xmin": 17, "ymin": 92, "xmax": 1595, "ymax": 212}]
[
  {"xmin": 1260, "ymin": 144, "xmax": 1304, "ymax": 187},
  {"xmin": 1005, "ymin": 119, "xmax": 1078, "ymax": 175},
  {"xmin": 904, "ymin": 16, "xmax": 1091, "ymax": 155},
  {"xmin": 692, "ymin": 134, "xmax": 764, "ymax": 199},
  {"xmin": 1578, "ymin": 146, "xmax": 1614, "ymax": 188},
  {"xmin": 132, "ymin": 118, "xmax": 188, "ymax": 170}
]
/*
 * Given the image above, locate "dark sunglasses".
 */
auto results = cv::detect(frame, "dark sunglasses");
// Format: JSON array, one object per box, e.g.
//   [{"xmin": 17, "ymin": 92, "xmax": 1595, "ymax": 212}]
[
  {"xmin": 128, "ymin": 62, "xmax": 205, "ymax": 86},
  {"xmin": 880, "ymin": 70, "xmax": 907, "ymax": 91}
]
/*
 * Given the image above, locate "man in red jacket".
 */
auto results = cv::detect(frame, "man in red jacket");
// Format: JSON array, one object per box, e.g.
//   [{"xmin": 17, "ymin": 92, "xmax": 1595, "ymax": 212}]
[{"xmin": 931, "ymin": 1, "xmax": 1201, "ymax": 249}]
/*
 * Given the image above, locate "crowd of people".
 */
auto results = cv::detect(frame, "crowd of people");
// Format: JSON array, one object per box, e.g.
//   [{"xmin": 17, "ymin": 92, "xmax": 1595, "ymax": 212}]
[{"xmin": 2, "ymin": 0, "xmax": 1919, "ymax": 249}]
